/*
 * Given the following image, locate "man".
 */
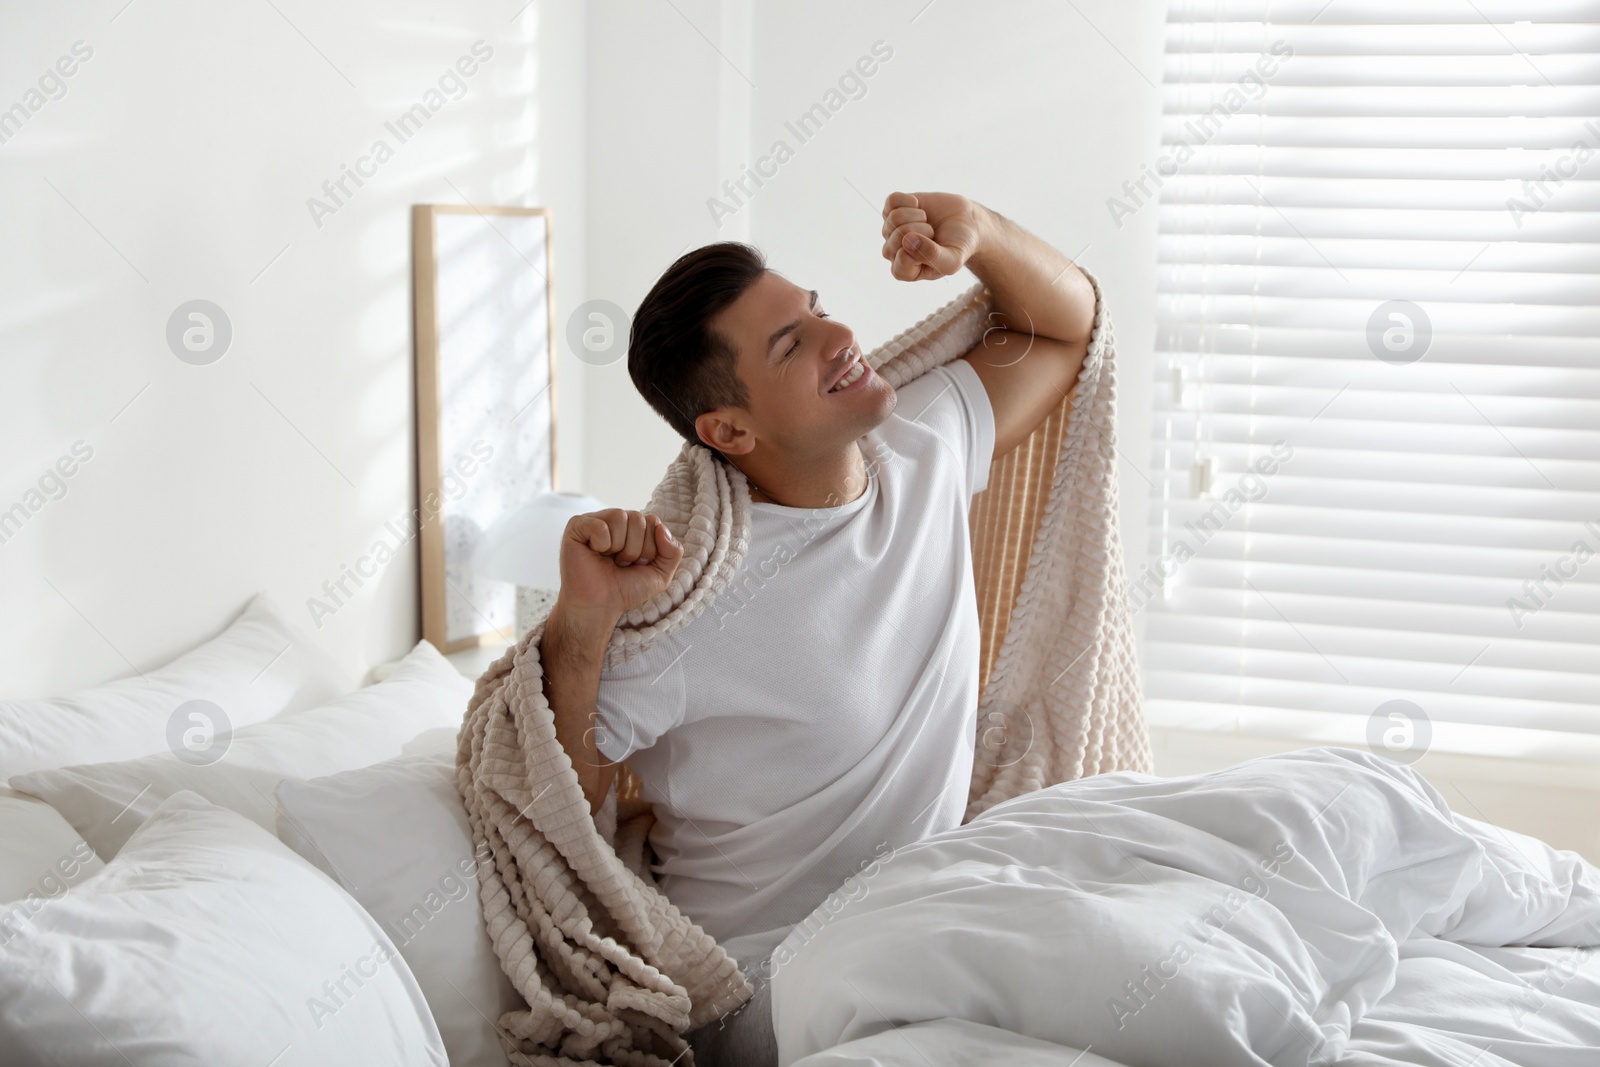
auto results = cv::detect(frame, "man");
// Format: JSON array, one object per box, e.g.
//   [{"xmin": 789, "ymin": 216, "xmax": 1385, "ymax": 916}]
[{"xmin": 541, "ymin": 191, "xmax": 1093, "ymax": 973}]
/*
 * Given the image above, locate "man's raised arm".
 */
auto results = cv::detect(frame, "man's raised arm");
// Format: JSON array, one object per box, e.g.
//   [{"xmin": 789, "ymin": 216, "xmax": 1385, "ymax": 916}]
[
  {"xmin": 881, "ymin": 191, "xmax": 1094, "ymax": 457},
  {"xmin": 543, "ymin": 509, "xmax": 683, "ymax": 815}
]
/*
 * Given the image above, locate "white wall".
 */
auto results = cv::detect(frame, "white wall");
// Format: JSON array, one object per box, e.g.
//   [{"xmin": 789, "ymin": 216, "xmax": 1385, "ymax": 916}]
[
  {"xmin": 581, "ymin": 0, "xmax": 754, "ymax": 511},
  {"xmin": 1, "ymin": 0, "xmax": 589, "ymax": 693}
]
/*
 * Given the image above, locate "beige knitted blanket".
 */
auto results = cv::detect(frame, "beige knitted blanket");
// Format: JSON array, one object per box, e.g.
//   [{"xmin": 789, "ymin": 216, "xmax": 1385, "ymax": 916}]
[{"xmin": 454, "ymin": 273, "xmax": 1153, "ymax": 1066}]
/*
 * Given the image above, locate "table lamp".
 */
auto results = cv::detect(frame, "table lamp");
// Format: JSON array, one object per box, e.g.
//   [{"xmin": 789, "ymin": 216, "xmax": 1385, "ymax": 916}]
[{"xmin": 472, "ymin": 489, "xmax": 606, "ymax": 635}]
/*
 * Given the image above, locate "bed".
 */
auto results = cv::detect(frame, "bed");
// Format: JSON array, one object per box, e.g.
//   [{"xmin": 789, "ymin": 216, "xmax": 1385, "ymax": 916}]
[{"xmin": 3, "ymin": 595, "xmax": 1597, "ymax": 1066}]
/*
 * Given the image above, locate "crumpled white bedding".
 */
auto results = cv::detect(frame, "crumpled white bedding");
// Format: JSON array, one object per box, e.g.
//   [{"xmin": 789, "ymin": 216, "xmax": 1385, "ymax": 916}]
[
  {"xmin": 771, "ymin": 747, "xmax": 1600, "ymax": 1067},
  {"xmin": 788, "ymin": 1016, "xmax": 1121, "ymax": 1066}
]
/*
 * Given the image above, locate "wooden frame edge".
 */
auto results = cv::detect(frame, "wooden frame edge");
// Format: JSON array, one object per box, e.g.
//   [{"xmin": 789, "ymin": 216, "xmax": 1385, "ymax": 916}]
[{"xmin": 412, "ymin": 204, "xmax": 557, "ymax": 654}]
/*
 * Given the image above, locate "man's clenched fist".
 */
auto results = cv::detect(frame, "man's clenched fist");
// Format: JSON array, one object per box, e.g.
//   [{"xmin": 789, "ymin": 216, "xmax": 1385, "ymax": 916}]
[
  {"xmin": 881, "ymin": 191, "xmax": 988, "ymax": 282},
  {"xmin": 556, "ymin": 508, "xmax": 684, "ymax": 629}
]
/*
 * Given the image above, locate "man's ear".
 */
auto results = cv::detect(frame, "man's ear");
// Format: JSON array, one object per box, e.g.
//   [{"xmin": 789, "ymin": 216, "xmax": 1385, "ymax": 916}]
[{"xmin": 695, "ymin": 409, "xmax": 755, "ymax": 456}]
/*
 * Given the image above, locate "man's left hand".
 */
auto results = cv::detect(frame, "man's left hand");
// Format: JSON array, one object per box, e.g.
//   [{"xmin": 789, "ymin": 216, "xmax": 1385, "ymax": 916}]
[{"xmin": 880, "ymin": 191, "xmax": 987, "ymax": 281}]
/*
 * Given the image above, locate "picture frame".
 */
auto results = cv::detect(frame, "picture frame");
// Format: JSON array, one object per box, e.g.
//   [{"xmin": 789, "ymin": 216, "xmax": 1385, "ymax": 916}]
[{"xmin": 411, "ymin": 204, "xmax": 557, "ymax": 654}]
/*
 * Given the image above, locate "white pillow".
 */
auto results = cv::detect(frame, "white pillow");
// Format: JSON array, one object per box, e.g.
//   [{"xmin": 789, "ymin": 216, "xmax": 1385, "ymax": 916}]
[
  {"xmin": 0, "ymin": 592, "xmax": 352, "ymax": 780},
  {"xmin": 276, "ymin": 732, "xmax": 519, "ymax": 1067},
  {"xmin": 0, "ymin": 786, "xmax": 102, "ymax": 906},
  {"xmin": 0, "ymin": 790, "xmax": 447, "ymax": 1066},
  {"xmin": 10, "ymin": 639, "xmax": 471, "ymax": 859}
]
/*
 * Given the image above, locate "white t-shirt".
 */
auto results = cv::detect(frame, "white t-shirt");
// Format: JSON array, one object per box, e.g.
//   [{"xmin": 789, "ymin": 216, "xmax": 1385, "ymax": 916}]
[{"xmin": 594, "ymin": 358, "xmax": 995, "ymax": 966}]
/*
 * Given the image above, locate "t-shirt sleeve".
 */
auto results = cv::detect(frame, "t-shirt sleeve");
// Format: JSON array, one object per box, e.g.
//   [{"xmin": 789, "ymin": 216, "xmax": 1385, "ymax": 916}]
[
  {"xmin": 592, "ymin": 638, "xmax": 689, "ymax": 763},
  {"xmin": 892, "ymin": 357, "xmax": 996, "ymax": 498}
]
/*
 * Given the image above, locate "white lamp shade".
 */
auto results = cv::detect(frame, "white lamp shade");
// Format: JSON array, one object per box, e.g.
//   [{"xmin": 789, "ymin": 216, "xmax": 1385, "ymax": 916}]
[{"xmin": 471, "ymin": 490, "xmax": 607, "ymax": 589}]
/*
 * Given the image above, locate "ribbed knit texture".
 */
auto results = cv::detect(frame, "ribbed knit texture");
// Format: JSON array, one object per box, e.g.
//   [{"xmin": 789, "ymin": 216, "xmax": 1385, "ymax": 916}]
[
  {"xmin": 455, "ymin": 274, "xmax": 1152, "ymax": 1066},
  {"xmin": 965, "ymin": 269, "xmax": 1155, "ymax": 813}
]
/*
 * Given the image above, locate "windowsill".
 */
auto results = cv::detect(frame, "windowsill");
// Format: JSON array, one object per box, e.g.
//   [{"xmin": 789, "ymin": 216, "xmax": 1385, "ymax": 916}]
[{"xmin": 1146, "ymin": 699, "xmax": 1600, "ymax": 793}]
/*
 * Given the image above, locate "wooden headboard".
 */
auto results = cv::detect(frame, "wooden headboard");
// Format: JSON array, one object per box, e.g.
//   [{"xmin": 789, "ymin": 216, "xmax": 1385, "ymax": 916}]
[{"xmin": 969, "ymin": 389, "xmax": 1072, "ymax": 705}]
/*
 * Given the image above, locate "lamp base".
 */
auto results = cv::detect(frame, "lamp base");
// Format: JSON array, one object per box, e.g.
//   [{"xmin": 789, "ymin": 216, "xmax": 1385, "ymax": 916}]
[{"xmin": 515, "ymin": 586, "xmax": 559, "ymax": 637}]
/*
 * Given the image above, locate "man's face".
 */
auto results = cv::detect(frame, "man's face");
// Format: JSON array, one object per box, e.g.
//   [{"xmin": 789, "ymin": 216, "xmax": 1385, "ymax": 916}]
[{"xmin": 703, "ymin": 272, "xmax": 896, "ymax": 458}]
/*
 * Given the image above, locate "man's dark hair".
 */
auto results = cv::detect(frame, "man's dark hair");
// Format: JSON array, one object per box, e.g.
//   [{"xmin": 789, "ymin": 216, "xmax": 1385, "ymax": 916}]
[{"xmin": 628, "ymin": 242, "xmax": 767, "ymax": 449}]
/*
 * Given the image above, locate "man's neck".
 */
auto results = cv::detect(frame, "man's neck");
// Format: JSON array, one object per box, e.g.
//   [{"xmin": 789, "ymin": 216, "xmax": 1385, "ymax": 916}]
[{"xmin": 740, "ymin": 441, "xmax": 869, "ymax": 510}]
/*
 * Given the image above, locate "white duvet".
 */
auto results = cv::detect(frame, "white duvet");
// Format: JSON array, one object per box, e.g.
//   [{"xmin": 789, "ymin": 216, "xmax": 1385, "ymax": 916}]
[{"xmin": 769, "ymin": 747, "xmax": 1600, "ymax": 1067}]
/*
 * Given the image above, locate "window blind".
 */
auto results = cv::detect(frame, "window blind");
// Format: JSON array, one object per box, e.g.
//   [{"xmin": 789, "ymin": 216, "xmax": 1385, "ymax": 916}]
[{"xmin": 1141, "ymin": 0, "xmax": 1600, "ymax": 760}]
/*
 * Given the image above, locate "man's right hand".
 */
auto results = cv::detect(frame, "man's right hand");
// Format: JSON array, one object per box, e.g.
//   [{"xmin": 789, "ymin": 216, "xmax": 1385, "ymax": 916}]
[
  {"xmin": 542, "ymin": 509, "xmax": 681, "ymax": 816},
  {"xmin": 556, "ymin": 508, "xmax": 684, "ymax": 631}
]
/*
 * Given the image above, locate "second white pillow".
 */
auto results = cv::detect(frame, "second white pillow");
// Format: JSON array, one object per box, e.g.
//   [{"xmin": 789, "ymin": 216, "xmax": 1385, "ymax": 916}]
[
  {"xmin": 0, "ymin": 593, "xmax": 352, "ymax": 781},
  {"xmin": 276, "ymin": 732, "xmax": 520, "ymax": 1067},
  {"xmin": 10, "ymin": 639, "xmax": 472, "ymax": 859}
]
